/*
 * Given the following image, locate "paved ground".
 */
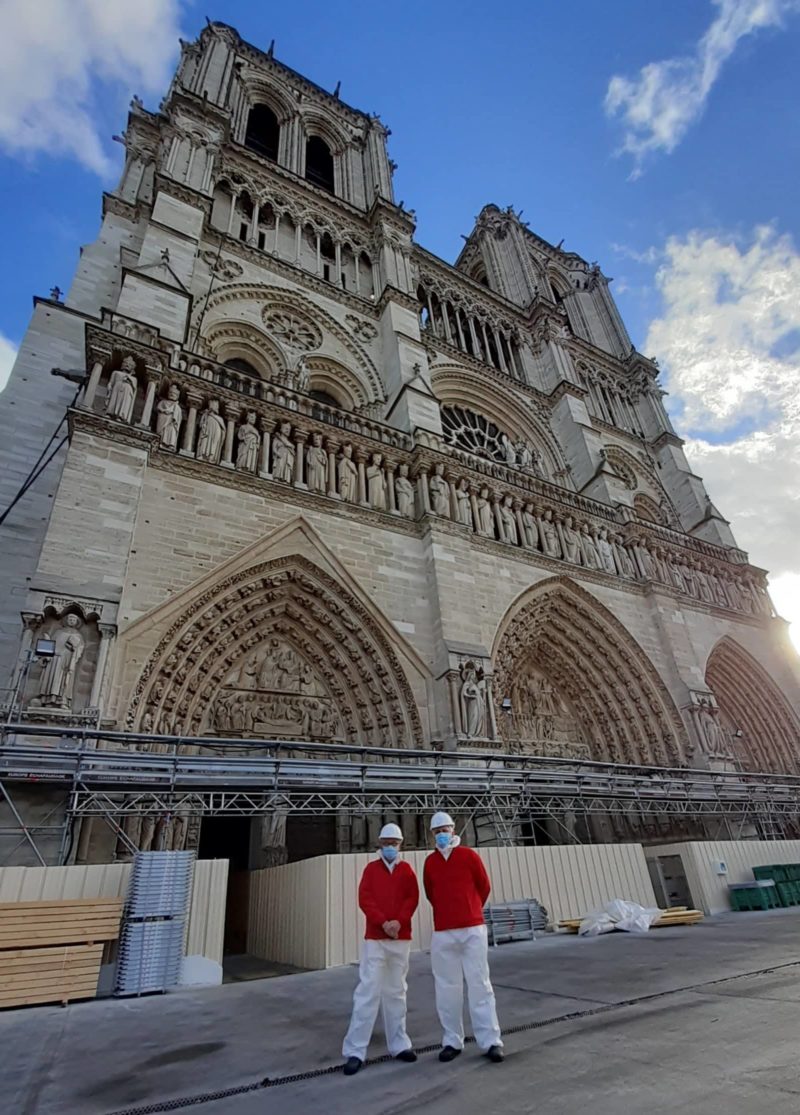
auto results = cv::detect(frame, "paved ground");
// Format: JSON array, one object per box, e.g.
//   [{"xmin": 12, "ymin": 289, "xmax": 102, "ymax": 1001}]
[{"xmin": 3, "ymin": 909, "xmax": 800, "ymax": 1114}]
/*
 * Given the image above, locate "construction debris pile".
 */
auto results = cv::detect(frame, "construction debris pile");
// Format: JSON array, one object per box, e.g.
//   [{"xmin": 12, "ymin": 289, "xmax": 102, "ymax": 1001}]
[{"xmin": 559, "ymin": 900, "xmax": 704, "ymax": 936}]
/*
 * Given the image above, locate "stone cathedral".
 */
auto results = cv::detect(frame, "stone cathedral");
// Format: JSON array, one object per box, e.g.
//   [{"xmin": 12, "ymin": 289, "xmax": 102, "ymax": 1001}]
[{"xmin": 1, "ymin": 22, "xmax": 799, "ymax": 866}]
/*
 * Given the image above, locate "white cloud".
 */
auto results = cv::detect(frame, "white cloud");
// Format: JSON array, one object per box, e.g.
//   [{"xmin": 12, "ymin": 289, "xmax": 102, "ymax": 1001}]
[
  {"xmin": 605, "ymin": 0, "xmax": 800, "ymax": 175},
  {"xmin": 645, "ymin": 225, "xmax": 800, "ymax": 649},
  {"xmin": 0, "ymin": 331, "xmax": 17, "ymax": 393},
  {"xmin": 0, "ymin": 0, "xmax": 182, "ymax": 176},
  {"xmin": 611, "ymin": 242, "xmax": 661, "ymax": 265}
]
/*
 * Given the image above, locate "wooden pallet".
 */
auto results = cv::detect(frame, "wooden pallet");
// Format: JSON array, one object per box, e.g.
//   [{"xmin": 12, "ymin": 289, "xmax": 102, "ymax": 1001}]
[
  {"xmin": 0, "ymin": 898, "xmax": 123, "ymax": 1009},
  {"xmin": 558, "ymin": 907, "xmax": 704, "ymax": 934}
]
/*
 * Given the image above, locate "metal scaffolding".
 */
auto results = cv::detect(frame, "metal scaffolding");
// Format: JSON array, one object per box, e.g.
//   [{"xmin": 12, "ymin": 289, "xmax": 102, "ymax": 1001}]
[{"xmin": 2, "ymin": 723, "xmax": 799, "ymax": 864}]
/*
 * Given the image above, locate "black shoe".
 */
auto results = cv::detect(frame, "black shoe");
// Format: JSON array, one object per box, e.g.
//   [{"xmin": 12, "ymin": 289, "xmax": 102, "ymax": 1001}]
[
  {"xmin": 395, "ymin": 1049, "xmax": 417, "ymax": 1063},
  {"xmin": 438, "ymin": 1045, "xmax": 462, "ymax": 1062},
  {"xmin": 343, "ymin": 1057, "xmax": 363, "ymax": 1076},
  {"xmin": 485, "ymin": 1045, "xmax": 504, "ymax": 1063}
]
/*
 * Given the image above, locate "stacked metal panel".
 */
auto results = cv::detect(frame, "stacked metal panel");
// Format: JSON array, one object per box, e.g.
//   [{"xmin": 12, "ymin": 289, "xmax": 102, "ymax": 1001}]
[
  {"xmin": 484, "ymin": 898, "xmax": 548, "ymax": 946},
  {"xmin": 115, "ymin": 851, "xmax": 194, "ymax": 996}
]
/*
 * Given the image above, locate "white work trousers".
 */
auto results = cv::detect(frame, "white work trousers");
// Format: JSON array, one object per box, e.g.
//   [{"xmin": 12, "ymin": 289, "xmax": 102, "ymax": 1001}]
[
  {"xmin": 342, "ymin": 938, "xmax": 413, "ymax": 1061},
  {"xmin": 430, "ymin": 924, "xmax": 502, "ymax": 1052}
]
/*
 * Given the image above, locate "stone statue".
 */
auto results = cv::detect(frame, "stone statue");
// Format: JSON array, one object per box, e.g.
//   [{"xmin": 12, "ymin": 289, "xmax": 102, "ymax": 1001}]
[
  {"xmin": 455, "ymin": 478, "xmax": 473, "ymax": 527},
  {"xmin": 562, "ymin": 516, "xmax": 582, "ymax": 564},
  {"xmin": 476, "ymin": 488, "xmax": 494, "ymax": 536},
  {"xmin": 499, "ymin": 495, "xmax": 518, "ymax": 544},
  {"xmin": 306, "ymin": 432, "xmax": 328, "ymax": 493},
  {"xmin": 429, "ymin": 463, "xmax": 450, "ymax": 517},
  {"xmin": 272, "ymin": 421, "xmax": 295, "ymax": 482},
  {"xmin": 196, "ymin": 400, "xmax": 225, "ymax": 464},
  {"xmin": 580, "ymin": 523, "xmax": 601, "ymax": 569},
  {"xmin": 501, "ymin": 434, "xmax": 517, "ymax": 466},
  {"xmin": 35, "ymin": 614, "xmax": 85, "ymax": 708},
  {"xmin": 541, "ymin": 509, "xmax": 561, "ymax": 558},
  {"xmin": 614, "ymin": 535, "xmax": 636, "ymax": 578},
  {"xmin": 515, "ymin": 440, "xmax": 532, "ymax": 470},
  {"xmin": 668, "ymin": 555, "xmax": 685, "ymax": 591},
  {"xmin": 698, "ymin": 699, "xmax": 726, "ymax": 757},
  {"xmin": 295, "ymin": 357, "xmax": 310, "ymax": 393},
  {"xmin": 395, "ymin": 464, "xmax": 415, "ymax": 518},
  {"xmin": 338, "ymin": 443, "xmax": 358, "ymax": 502},
  {"xmin": 521, "ymin": 503, "xmax": 539, "ymax": 549},
  {"xmin": 459, "ymin": 660, "xmax": 486, "ymax": 738},
  {"xmin": 367, "ymin": 453, "xmax": 387, "ymax": 510},
  {"xmin": 105, "ymin": 356, "xmax": 137, "ymax": 423},
  {"xmin": 155, "ymin": 385, "xmax": 182, "ymax": 450},
  {"xmin": 236, "ymin": 411, "xmax": 260, "ymax": 472},
  {"xmin": 596, "ymin": 528, "xmax": 617, "ymax": 575}
]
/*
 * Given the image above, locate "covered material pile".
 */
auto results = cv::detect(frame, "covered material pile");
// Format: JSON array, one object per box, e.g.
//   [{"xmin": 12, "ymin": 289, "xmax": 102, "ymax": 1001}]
[{"xmin": 559, "ymin": 901, "xmax": 703, "ymax": 936}]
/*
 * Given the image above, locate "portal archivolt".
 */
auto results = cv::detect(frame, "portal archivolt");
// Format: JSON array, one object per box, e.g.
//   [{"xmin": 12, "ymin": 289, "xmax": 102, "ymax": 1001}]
[
  {"xmin": 492, "ymin": 576, "xmax": 689, "ymax": 766},
  {"xmin": 127, "ymin": 555, "xmax": 423, "ymax": 748}
]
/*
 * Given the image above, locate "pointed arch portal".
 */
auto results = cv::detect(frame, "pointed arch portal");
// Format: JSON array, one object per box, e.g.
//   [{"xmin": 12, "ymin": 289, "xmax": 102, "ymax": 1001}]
[
  {"xmin": 492, "ymin": 576, "xmax": 688, "ymax": 766},
  {"xmin": 127, "ymin": 555, "xmax": 424, "ymax": 749},
  {"xmin": 706, "ymin": 637, "xmax": 800, "ymax": 773}
]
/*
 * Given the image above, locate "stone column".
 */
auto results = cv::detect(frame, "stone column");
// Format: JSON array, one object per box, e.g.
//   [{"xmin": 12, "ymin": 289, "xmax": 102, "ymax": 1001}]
[
  {"xmin": 448, "ymin": 672, "xmax": 463, "ymax": 736},
  {"xmin": 492, "ymin": 494, "xmax": 504, "ymax": 539},
  {"xmin": 469, "ymin": 489, "xmax": 481, "ymax": 532},
  {"xmin": 496, "ymin": 329, "xmax": 509, "ymax": 374},
  {"xmin": 556, "ymin": 516, "xmax": 568, "ymax": 558},
  {"xmin": 448, "ymin": 474, "xmax": 459, "ymax": 520},
  {"xmin": 486, "ymin": 677, "xmax": 498, "ymax": 741},
  {"xmin": 442, "ymin": 303, "xmax": 453, "ymax": 345},
  {"xmin": 293, "ymin": 430, "xmax": 308, "ymax": 487},
  {"xmin": 385, "ymin": 459, "xmax": 398, "ymax": 514},
  {"xmin": 89, "ymin": 623, "xmax": 115, "ymax": 709},
  {"xmin": 417, "ymin": 468, "xmax": 431, "ymax": 514},
  {"xmin": 179, "ymin": 391, "xmax": 202, "ymax": 456},
  {"xmin": 221, "ymin": 405, "xmax": 239, "ymax": 469},
  {"xmin": 514, "ymin": 500, "xmax": 526, "ymax": 545},
  {"xmin": 455, "ymin": 312, "xmax": 466, "ymax": 351},
  {"xmin": 258, "ymin": 417, "xmax": 272, "ymax": 478},
  {"xmin": 326, "ymin": 438, "xmax": 339, "ymax": 497},
  {"xmin": 82, "ymin": 361, "xmax": 105, "ymax": 410},
  {"xmin": 481, "ymin": 322, "xmax": 493, "ymax": 366},
  {"xmin": 356, "ymin": 450, "xmax": 369, "ymax": 507},
  {"xmin": 138, "ymin": 375, "xmax": 158, "ymax": 429}
]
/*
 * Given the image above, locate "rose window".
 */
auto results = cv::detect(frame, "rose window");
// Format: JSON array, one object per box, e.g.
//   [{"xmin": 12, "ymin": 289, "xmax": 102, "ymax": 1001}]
[
  {"xmin": 262, "ymin": 310, "xmax": 321, "ymax": 353},
  {"xmin": 441, "ymin": 405, "xmax": 512, "ymax": 462}
]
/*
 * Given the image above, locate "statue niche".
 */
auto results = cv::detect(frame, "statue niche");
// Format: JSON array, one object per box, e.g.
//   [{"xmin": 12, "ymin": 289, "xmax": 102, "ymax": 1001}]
[
  {"xmin": 499, "ymin": 665, "xmax": 591, "ymax": 759},
  {"xmin": 209, "ymin": 638, "xmax": 341, "ymax": 741}
]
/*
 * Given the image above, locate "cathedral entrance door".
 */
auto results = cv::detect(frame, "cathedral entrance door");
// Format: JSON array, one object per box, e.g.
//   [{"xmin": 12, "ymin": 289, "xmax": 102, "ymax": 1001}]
[{"xmin": 198, "ymin": 816, "xmax": 252, "ymax": 956}]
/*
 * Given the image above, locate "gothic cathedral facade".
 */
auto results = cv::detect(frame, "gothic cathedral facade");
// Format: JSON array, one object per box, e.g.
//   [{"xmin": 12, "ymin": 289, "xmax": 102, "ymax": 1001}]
[{"xmin": 1, "ymin": 22, "xmax": 799, "ymax": 863}]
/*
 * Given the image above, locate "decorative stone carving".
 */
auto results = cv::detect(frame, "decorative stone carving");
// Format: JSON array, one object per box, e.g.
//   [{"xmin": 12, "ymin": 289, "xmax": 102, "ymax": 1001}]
[
  {"xmin": 345, "ymin": 314, "xmax": 378, "ymax": 341},
  {"xmin": 596, "ymin": 528, "xmax": 617, "ymax": 575},
  {"xmin": 272, "ymin": 421, "xmax": 295, "ymax": 482},
  {"xmin": 562, "ymin": 516, "xmax": 582, "ymax": 564},
  {"xmin": 541, "ymin": 509, "xmax": 562, "ymax": 558},
  {"xmin": 195, "ymin": 400, "xmax": 226, "ymax": 464},
  {"xmin": 367, "ymin": 453, "xmax": 387, "ymax": 510},
  {"xmin": 455, "ymin": 478, "xmax": 473, "ymax": 528},
  {"xmin": 306, "ymin": 432, "xmax": 328, "ymax": 493},
  {"xmin": 262, "ymin": 309, "xmax": 321, "ymax": 353},
  {"xmin": 501, "ymin": 433, "xmax": 517, "ymax": 466},
  {"xmin": 155, "ymin": 385, "xmax": 182, "ymax": 450},
  {"xmin": 236, "ymin": 411, "xmax": 260, "ymax": 472},
  {"xmin": 429, "ymin": 463, "xmax": 450, "ymax": 517},
  {"xmin": 459, "ymin": 660, "xmax": 487, "ymax": 739},
  {"xmin": 338, "ymin": 443, "xmax": 358, "ymax": 502},
  {"xmin": 105, "ymin": 356, "xmax": 138, "ymax": 423},
  {"xmin": 395, "ymin": 464, "xmax": 415, "ymax": 518},
  {"xmin": 521, "ymin": 503, "xmax": 539, "ymax": 549},
  {"xmin": 31, "ymin": 614, "xmax": 85, "ymax": 709},
  {"xmin": 499, "ymin": 495, "xmax": 518, "ymax": 545},
  {"xmin": 581, "ymin": 523, "xmax": 601, "ymax": 570},
  {"xmin": 476, "ymin": 487, "xmax": 495, "ymax": 537}
]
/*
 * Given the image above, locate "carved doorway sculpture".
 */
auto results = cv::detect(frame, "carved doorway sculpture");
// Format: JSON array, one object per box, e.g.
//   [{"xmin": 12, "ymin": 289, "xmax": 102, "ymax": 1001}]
[
  {"xmin": 492, "ymin": 577, "xmax": 688, "ymax": 767},
  {"xmin": 128, "ymin": 555, "xmax": 424, "ymax": 749},
  {"xmin": 705, "ymin": 637, "xmax": 800, "ymax": 774}
]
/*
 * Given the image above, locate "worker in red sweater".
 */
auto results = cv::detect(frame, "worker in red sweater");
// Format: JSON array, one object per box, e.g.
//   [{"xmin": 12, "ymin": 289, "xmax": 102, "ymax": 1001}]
[
  {"xmin": 423, "ymin": 811, "xmax": 503, "ymax": 1064},
  {"xmin": 342, "ymin": 823, "xmax": 420, "ymax": 1076}
]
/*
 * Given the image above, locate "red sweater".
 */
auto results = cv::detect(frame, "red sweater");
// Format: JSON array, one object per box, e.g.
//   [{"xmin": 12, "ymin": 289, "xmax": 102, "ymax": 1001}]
[
  {"xmin": 358, "ymin": 859, "xmax": 419, "ymax": 940},
  {"xmin": 423, "ymin": 846, "xmax": 491, "ymax": 931}
]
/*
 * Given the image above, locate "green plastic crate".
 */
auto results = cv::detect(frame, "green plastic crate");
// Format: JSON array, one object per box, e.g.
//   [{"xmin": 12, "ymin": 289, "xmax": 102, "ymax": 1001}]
[{"xmin": 729, "ymin": 883, "xmax": 779, "ymax": 911}]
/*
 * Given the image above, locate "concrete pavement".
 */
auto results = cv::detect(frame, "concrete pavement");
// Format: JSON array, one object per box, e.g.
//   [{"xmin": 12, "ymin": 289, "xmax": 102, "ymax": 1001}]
[{"xmin": 2, "ymin": 909, "xmax": 800, "ymax": 1114}]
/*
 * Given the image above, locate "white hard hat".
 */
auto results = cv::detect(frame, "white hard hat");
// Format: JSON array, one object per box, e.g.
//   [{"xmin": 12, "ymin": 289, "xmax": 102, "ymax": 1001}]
[
  {"xmin": 430, "ymin": 811, "xmax": 455, "ymax": 830},
  {"xmin": 379, "ymin": 823, "xmax": 403, "ymax": 840}
]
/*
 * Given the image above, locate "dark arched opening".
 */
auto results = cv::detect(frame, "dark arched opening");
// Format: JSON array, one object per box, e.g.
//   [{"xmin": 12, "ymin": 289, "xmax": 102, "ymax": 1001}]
[
  {"xmin": 306, "ymin": 136, "xmax": 335, "ymax": 193},
  {"xmin": 245, "ymin": 105, "xmax": 280, "ymax": 161},
  {"xmin": 224, "ymin": 358, "xmax": 261, "ymax": 379}
]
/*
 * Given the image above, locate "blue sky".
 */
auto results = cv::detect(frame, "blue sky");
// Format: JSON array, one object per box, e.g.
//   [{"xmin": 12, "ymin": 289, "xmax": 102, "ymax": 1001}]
[{"xmin": 0, "ymin": 0, "xmax": 798, "ymax": 644}]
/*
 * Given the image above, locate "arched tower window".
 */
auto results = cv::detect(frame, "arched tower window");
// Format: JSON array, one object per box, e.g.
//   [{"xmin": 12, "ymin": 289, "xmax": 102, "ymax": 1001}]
[
  {"xmin": 309, "ymin": 388, "xmax": 339, "ymax": 407},
  {"xmin": 306, "ymin": 136, "xmax": 335, "ymax": 193},
  {"xmin": 245, "ymin": 105, "xmax": 280, "ymax": 161}
]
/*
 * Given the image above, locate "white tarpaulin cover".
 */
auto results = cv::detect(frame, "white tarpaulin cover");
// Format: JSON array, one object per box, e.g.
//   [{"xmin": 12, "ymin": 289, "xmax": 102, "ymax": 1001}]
[{"xmin": 578, "ymin": 900, "xmax": 661, "ymax": 937}]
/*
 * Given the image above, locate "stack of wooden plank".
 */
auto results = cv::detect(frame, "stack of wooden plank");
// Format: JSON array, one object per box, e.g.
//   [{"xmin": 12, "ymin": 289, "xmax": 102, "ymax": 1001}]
[
  {"xmin": 558, "ymin": 906, "xmax": 704, "ymax": 934},
  {"xmin": 0, "ymin": 897, "xmax": 123, "ymax": 1009}
]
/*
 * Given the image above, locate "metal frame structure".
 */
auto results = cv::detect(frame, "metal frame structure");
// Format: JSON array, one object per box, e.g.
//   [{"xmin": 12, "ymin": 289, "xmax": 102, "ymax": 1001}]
[{"xmin": 2, "ymin": 724, "xmax": 799, "ymax": 864}]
